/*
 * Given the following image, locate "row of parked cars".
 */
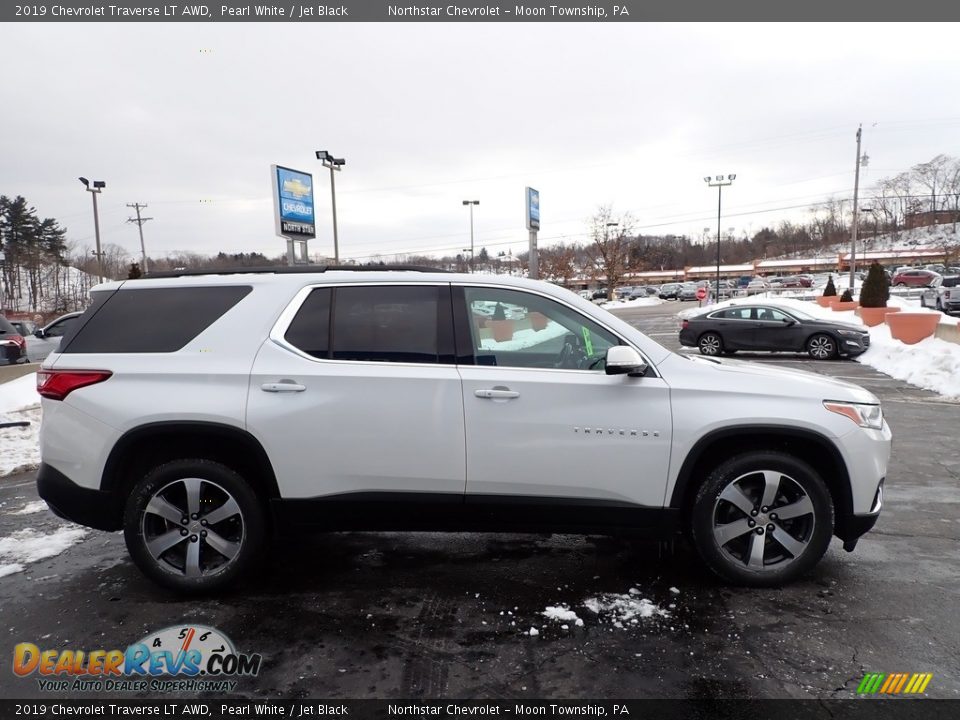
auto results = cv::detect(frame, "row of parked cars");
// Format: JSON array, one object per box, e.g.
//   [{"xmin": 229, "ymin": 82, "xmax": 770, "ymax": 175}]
[{"xmin": 0, "ymin": 312, "xmax": 83, "ymax": 366}]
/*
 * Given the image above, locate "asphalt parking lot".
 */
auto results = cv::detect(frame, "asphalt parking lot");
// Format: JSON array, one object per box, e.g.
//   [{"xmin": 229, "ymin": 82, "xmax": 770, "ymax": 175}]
[{"xmin": 1, "ymin": 301, "xmax": 958, "ymax": 700}]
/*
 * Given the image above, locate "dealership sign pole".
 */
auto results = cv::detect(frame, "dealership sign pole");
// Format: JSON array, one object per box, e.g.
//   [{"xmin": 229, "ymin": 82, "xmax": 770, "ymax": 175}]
[
  {"xmin": 526, "ymin": 187, "xmax": 540, "ymax": 280},
  {"xmin": 272, "ymin": 165, "xmax": 316, "ymax": 265}
]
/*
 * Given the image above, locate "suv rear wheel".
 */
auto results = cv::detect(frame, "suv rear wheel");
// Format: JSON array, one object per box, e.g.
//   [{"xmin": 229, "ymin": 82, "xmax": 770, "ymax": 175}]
[
  {"xmin": 123, "ymin": 459, "xmax": 265, "ymax": 593},
  {"xmin": 690, "ymin": 452, "xmax": 833, "ymax": 587}
]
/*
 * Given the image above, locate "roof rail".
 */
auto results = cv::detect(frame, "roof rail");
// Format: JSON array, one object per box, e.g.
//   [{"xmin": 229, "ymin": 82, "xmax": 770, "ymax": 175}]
[{"xmin": 141, "ymin": 265, "xmax": 451, "ymax": 279}]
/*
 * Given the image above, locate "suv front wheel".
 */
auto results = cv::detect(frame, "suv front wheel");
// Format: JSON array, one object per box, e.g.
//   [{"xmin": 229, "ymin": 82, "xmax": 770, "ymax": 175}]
[
  {"xmin": 690, "ymin": 452, "xmax": 833, "ymax": 587},
  {"xmin": 123, "ymin": 459, "xmax": 265, "ymax": 593}
]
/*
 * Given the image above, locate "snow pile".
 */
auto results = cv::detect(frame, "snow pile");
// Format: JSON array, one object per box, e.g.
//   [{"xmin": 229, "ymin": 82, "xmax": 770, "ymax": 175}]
[
  {"xmin": 542, "ymin": 605, "xmax": 584, "ymax": 626},
  {"xmin": 583, "ymin": 592, "xmax": 670, "ymax": 628},
  {"xmin": 0, "ymin": 373, "xmax": 41, "ymax": 477},
  {"xmin": 601, "ymin": 297, "xmax": 664, "ymax": 310},
  {"xmin": 0, "ymin": 373, "xmax": 39, "ymax": 414},
  {"xmin": 0, "ymin": 526, "xmax": 87, "ymax": 577},
  {"xmin": 859, "ymin": 324, "xmax": 960, "ymax": 400}
]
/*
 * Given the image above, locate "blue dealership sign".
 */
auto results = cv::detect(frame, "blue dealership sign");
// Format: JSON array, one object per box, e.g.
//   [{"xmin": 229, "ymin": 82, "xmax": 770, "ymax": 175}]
[
  {"xmin": 526, "ymin": 187, "xmax": 540, "ymax": 231},
  {"xmin": 272, "ymin": 165, "xmax": 316, "ymax": 239}
]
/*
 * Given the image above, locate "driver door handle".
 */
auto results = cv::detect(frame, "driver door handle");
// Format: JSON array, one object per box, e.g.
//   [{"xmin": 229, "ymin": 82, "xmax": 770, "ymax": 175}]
[
  {"xmin": 474, "ymin": 388, "xmax": 520, "ymax": 400},
  {"xmin": 261, "ymin": 381, "xmax": 307, "ymax": 393}
]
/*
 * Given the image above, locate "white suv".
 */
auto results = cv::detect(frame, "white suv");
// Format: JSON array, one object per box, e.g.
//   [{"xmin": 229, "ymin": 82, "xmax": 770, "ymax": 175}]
[{"xmin": 36, "ymin": 268, "xmax": 890, "ymax": 592}]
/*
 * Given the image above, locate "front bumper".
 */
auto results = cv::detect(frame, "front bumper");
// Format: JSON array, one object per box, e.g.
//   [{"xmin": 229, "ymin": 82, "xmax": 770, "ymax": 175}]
[{"xmin": 36, "ymin": 462, "xmax": 122, "ymax": 531}]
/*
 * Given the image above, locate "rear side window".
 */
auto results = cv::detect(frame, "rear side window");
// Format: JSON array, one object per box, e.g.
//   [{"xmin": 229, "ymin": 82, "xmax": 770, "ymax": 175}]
[
  {"xmin": 943, "ymin": 277, "xmax": 960, "ymax": 287},
  {"xmin": 284, "ymin": 285, "xmax": 452, "ymax": 364},
  {"xmin": 60, "ymin": 286, "xmax": 252, "ymax": 354}
]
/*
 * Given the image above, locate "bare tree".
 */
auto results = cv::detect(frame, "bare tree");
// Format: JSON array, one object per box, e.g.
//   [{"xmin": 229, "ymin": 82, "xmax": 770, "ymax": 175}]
[{"xmin": 585, "ymin": 206, "xmax": 636, "ymax": 290}]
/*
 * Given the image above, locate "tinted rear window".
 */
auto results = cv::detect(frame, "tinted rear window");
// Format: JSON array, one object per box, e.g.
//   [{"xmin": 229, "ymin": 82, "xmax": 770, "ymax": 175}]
[
  {"xmin": 0, "ymin": 317, "xmax": 14, "ymax": 334},
  {"xmin": 60, "ymin": 286, "xmax": 252, "ymax": 354},
  {"xmin": 942, "ymin": 276, "xmax": 960, "ymax": 287}
]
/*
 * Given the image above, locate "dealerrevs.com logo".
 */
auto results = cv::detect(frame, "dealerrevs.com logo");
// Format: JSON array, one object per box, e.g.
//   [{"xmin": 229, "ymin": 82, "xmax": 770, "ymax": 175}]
[{"xmin": 13, "ymin": 625, "xmax": 262, "ymax": 693}]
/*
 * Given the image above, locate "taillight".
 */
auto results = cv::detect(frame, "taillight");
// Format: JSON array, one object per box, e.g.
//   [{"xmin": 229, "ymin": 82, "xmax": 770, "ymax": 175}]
[
  {"xmin": 682, "ymin": 320, "xmax": 689, "ymax": 329},
  {"xmin": 8, "ymin": 334, "xmax": 25, "ymax": 349},
  {"xmin": 37, "ymin": 370, "xmax": 112, "ymax": 401}
]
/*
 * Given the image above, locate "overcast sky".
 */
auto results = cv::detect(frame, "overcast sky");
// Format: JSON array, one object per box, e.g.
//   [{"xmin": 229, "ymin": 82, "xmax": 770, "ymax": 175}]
[{"xmin": 3, "ymin": 22, "xmax": 959, "ymax": 264}]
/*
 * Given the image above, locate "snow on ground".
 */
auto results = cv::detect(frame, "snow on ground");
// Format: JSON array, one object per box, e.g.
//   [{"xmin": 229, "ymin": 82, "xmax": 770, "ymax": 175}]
[
  {"xmin": 583, "ymin": 592, "xmax": 670, "ymax": 629},
  {"xmin": 542, "ymin": 605, "xmax": 584, "ymax": 626},
  {"xmin": 600, "ymin": 296, "xmax": 664, "ymax": 310},
  {"xmin": 0, "ymin": 526, "xmax": 88, "ymax": 577},
  {"xmin": 0, "ymin": 373, "xmax": 41, "ymax": 477},
  {"xmin": 10, "ymin": 500, "xmax": 47, "ymax": 515},
  {"xmin": 676, "ymin": 295, "xmax": 960, "ymax": 400}
]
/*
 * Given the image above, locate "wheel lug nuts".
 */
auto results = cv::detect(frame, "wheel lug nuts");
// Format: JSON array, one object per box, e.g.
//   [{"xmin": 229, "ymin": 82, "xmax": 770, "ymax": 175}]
[
  {"xmin": 770, "ymin": 513, "xmax": 778, "ymax": 520},
  {"xmin": 201, "ymin": 530, "xmax": 207, "ymax": 537},
  {"xmin": 755, "ymin": 528, "xmax": 764, "ymax": 535},
  {"xmin": 761, "ymin": 506, "xmax": 769, "ymax": 513},
  {"xmin": 750, "ymin": 510, "xmax": 759, "ymax": 517},
  {"xmin": 191, "ymin": 513, "xmax": 198, "ymax": 520},
  {"xmin": 180, "ymin": 529, "xmax": 188, "ymax": 537},
  {"xmin": 748, "ymin": 519, "xmax": 756, "ymax": 527},
  {"xmin": 190, "ymin": 535, "xmax": 198, "ymax": 542},
  {"xmin": 767, "ymin": 524, "xmax": 775, "ymax": 531},
  {"xmin": 181, "ymin": 517, "xmax": 189, "ymax": 525},
  {"xmin": 200, "ymin": 519, "xmax": 208, "ymax": 527}
]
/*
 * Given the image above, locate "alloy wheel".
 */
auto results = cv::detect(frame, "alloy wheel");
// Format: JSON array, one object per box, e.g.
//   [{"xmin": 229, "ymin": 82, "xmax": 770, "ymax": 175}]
[
  {"xmin": 699, "ymin": 333, "xmax": 722, "ymax": 356},
  {"xmin": 711, "ymin": 469, "xmax": 816, "ymax": 572},
  {"xmin": 140, "ymin": 477, "xmax": 245, "ymax": 578},
  {"xmin": 808, "ymin": 335, "xmax": 835, "ymax": 360}
]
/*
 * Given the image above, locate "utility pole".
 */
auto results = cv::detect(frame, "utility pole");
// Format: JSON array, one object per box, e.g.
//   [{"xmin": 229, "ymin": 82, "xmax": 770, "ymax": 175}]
[
  {"xmin": 849, "ymin": 125, "xmax": 863, "ymax": 288},
  {"xmin": 126, "ymin": 203, "xmax": 153, "ymax": 273}
]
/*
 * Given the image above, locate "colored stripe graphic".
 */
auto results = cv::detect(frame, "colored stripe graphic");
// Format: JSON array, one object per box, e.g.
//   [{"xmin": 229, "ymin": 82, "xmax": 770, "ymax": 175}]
[{"xmin": 857, "ymin": 672, "xmax": 932, "ymax": 694}]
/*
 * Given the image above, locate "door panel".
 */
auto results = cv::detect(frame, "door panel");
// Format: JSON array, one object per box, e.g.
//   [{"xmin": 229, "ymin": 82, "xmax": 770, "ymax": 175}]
[
  {"xmin": 247, "ymin": 284, "xmax": 465, "ymax": 499},
  {"xmin": 456, "ymin": 285, "xmax": 672, "ymax": 508}
]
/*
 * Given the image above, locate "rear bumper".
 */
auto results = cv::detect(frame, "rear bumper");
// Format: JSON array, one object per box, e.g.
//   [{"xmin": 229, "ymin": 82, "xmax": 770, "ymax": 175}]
[{"xmin": 36, "ymin": 462, "xmax": 121, "ymax": 531}]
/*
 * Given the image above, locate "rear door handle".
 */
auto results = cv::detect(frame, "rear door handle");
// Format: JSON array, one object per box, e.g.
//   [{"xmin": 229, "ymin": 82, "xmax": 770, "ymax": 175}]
[
  {"xmin": 474, "ymin": 388, "xmax": 520, "ymax": 400},
  {"xmin": 261, "ymin": 381, "xmax": 307, "ymax": 393}
]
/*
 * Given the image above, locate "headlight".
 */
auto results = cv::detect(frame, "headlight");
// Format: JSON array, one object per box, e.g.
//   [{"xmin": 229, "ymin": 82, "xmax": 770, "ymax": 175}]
[
  {"xmin": 836, "ymin": 329, "xmax": 865, "ymax": 338},
  {"xmin": 824, "ymin": 401, "xmax": 884, "ymax": 430}
]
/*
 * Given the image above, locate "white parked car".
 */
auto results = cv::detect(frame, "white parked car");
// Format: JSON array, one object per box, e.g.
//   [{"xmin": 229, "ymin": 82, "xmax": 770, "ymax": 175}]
[
  {"xmin": 746, "ymin": 278, "xmax": 771, "ymax": 295},
  {"xmin": 37, "ymin": 268, "xmax": 890, "ymax": 592}
]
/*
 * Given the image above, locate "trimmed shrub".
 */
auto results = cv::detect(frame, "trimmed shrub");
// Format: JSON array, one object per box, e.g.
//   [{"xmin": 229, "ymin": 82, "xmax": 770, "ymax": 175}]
[
  {"xmin": 840, "ymin": 289, "xmax": 853, "ymax": 302},
  {"xmin": 859, "ymin": 262, "xmax": 889, "ymax": 308},
  {"xmin": 823, "ymin": 276, "xmax": 837, "ymax": 297}
]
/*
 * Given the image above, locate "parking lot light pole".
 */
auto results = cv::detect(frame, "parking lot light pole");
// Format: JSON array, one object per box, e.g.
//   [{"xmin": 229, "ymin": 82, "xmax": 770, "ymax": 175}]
[
  {"xmin": 704, "ymin": 175, "xmax": 735, "ymax": 300},
  {"xmin": 463, "ymin": 200, "xmax": 479, "ymax": 273},
  {"xmin": 80, "ymin": 177, "xmax": 106, "ymax": 283},
  {"xmin": 315, "ymin": 151, "xmax": 345, "ymax": 263}
]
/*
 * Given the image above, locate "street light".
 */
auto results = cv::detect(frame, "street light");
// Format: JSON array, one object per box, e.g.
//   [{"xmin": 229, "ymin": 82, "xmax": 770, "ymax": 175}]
[
  {"xmin": 315, "ymin": 150, "xmax": 345, "ymax": 263},
  {"xmin": 462, "ymin": 200, "xmax": 479, "ymax": 273},
  {"xmin": 704, "ymin": 174, "xmax": 736, "ymax": 301},
  {"xmin": 80, "ymin": 176, "xmax": 106, "ymax": 283}
]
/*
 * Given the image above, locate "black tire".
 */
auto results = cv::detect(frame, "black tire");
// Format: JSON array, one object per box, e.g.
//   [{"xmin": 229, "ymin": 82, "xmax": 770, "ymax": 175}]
[
  {"xmin": 920, "ymin": 296, "xmax": 927, "ymax": 308},
  {"xmin": 123, "ymin": 459, "xmax": 265, "ymax": 594},
  {"xmin": 722, "ymin": 350, "xmax": 738, "ymax": 356},
  {"xmin": 806, "ymin": 333, "xmax": 837, "ymax": 360},
  {"xmin": 936, "ymin": 298, "xmax": 943, "ymax": 312},
  {"xmin": 690, "ymin": 451, "xmax": 834, "ymax": 587},
  {"xmin": 698, "ymin": 332, "xmax": 723, "ymax": 356}
]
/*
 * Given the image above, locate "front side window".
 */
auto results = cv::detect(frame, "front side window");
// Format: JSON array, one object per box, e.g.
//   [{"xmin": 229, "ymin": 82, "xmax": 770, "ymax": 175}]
[{"xmin": 462, "ymin": 287, "xmax": 620, "ymax": 370}]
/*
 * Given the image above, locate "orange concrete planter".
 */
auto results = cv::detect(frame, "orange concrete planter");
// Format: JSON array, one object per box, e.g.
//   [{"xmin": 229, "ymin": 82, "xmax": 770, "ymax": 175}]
[
  {"xmin": 529, "ymin": 312, "xmax": 548, "ymax": 331},
  {"xmin": 832, "ymin": 301, "xmax": 859, "ymax": 312},
  {"xmin": 858, "ymin": 306, "xmax": 900, "ymax": 327},
  {"xmin": 816, "ymin": 296, "xmax": 839, "ymax": 308},
  {"xmin": 489, "ymin": 319, "xmax": 514, "ymax": 342},
  {"xmin": 886, "ymin": 312, "xmax": 939, "ymax": 345}
]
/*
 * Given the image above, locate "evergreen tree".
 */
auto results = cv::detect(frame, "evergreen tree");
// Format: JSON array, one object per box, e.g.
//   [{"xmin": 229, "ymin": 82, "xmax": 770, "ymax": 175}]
[
  {"xmin": 823, "ymin": 275, "xmax": 837, "ymax": 297},
  {"xmin": 859, "ymin": 262, "xmax": 890, "ymax": 308}
]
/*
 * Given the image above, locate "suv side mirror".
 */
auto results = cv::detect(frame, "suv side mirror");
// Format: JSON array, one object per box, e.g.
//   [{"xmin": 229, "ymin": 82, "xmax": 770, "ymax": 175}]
[
  {"xmin": 34, "ymin": 329, "xmax": 46, "ymax": 339},
  {"xmin": 605, "ymin": 346, "xmax": 648, "ymax": 377}
]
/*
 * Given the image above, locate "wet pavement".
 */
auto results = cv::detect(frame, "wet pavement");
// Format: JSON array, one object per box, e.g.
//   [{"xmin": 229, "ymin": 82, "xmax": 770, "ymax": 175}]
[{"xmin": 1, "ymin": 302, "xmax": 958, "ymax": 700}]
